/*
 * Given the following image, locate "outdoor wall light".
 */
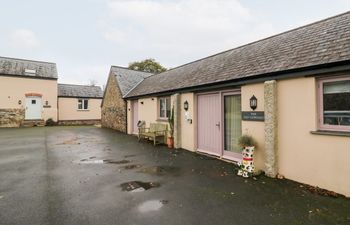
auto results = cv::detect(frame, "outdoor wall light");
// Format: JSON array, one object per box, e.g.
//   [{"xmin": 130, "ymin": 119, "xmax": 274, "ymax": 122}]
[
  {"xmin": 45, "ymin": 101, "xmax": 49, "ymax": 106},
  {"xmin": 250, "ymin": 95, "xmax": 257, "ymax": 111},
  {"xmin": 184, "ymin": 100, "xmax": 189, "ymax": 111},
  {"xmin": 18, "ymin": 100, "xmax": 22, "ymax": 105}
]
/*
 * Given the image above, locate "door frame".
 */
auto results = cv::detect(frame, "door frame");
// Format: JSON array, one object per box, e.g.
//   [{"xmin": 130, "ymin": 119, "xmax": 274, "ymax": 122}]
[
  {"xmin": 196, "ymin": 89, "xmax": 242, "ymax": 161},
  {"xmin": 25, "ymin": 96, "xmax": 42, "ymax": 120}
]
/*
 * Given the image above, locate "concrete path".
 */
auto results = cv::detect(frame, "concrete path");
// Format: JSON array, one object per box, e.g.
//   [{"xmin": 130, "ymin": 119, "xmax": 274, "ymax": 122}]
[{"xmin": 0, "ymin": 126, "xmax": 349, "ymax": 225}]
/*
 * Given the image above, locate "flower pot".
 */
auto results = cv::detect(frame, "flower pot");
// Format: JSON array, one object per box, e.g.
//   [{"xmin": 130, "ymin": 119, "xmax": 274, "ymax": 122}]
[{"xmin": 167, "ymin": 137, "xmax": 174, "ymax": 148}]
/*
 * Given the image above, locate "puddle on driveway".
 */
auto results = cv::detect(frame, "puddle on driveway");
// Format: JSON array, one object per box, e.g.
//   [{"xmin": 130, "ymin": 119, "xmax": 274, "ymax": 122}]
[
  {"xmin": 56, "ymin": 137, "xmax": 80, "ymax": 145},
  {"xmin": 123, "ymin": 164, "xmax": 142, "ymax": 170},
  {"xmin": 139, "ymin": 166, "xmax": 181, "ymax": 176},
  {"xmin": 120, "ymin": 181, "xmax": 160, "ymax": 192},
  {"xmin": 124, "ymin": 154, "xmax": 137, "ymax": 158},
  {"xmin": 138, "ymin": 200, "xmax": 168, "ymax": 213},
  {"xmin": 104, "ymin": 159, "xmax": 130, "ymax": 164},
  {"xmin": 75, "ymin": 159, "xmax": 131, "ymax": 164}
]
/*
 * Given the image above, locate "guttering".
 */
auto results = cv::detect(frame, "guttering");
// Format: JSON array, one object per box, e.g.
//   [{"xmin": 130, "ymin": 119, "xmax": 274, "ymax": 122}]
[
  {"xmin": 58, "ymin": 96, "xmax": 103, "ymax": 99},
  {"xmin": 124, "ymin": 60, "xmax": 350, "ymax": 100}
]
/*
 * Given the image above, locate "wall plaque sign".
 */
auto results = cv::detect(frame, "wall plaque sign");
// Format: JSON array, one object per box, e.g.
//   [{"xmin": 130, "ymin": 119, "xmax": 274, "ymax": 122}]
[{"xmin": 242, "ymin": 111, "xmax": 265, "ymax": 121}]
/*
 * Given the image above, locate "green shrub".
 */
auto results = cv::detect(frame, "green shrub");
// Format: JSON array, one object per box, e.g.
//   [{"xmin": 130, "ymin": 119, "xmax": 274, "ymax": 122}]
[
  {"xmin": 45, "ymin": 118, "xmax": 56, "ymax": 126},
  {"xmin": 238, "ymin": 134, "xmax": 257, "ymax": 147}
]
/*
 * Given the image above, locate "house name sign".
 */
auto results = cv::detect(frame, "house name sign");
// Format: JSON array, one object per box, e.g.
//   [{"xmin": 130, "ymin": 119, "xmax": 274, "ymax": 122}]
[{"xmin": 242, "ymin": 111, "xmax": 265, "ymax": 121}]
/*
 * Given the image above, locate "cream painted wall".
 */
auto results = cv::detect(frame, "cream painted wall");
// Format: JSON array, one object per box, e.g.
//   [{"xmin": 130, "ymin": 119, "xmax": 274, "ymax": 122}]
[
  {"xmin": 128, "ymin": 97, "xmax": 171, "ymax": 135},
  {"xmin": 241, "ymin": 83, "xmax": 266, "ymax": 171},
  {"xmin": 127, "ymin": 100, "xmax": 133, "ymax": 134},
  {"xmin": 138, "ymin": 97, "xmax": 158, "ymax": 126},
  {"xmin": 180, "ymin": 93, "xmax": 196, "ymax": 151},
  {"xmin": 58, "ymin": 97, "xmax": 101, "ymax": 121},
  {"xmin": 278, "ymin": 76, "xmax": 350, "ymax": 197},
  {"xmin": 0, "ymin": 76, "xmax": 58, "ymax": 121}
]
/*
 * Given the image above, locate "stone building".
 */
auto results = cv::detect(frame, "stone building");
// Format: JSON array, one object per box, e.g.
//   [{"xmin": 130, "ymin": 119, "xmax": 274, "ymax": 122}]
[{"xmin": 101, "ymin": 66, "xmax": 152, "ymax": 132}]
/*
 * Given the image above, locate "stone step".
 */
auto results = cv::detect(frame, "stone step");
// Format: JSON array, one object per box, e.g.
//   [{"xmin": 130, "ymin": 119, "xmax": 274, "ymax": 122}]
[{"xmin": 21, "ymin": 120, "xmax": 45, "ymax": 127}]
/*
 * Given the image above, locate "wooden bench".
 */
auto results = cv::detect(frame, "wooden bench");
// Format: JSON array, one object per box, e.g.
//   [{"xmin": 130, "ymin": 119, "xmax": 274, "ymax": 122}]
[{"xmin": 138, "ymin": 123, "xmax": 167, "ymax": 146}]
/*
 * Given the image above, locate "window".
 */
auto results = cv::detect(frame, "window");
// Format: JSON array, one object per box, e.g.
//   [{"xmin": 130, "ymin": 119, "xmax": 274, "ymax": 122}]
[
  {"xmin": 224, "ymin": 94, "xmax": 242, "ymax": 153},
  {"xmin": 318, "ymin": 76, "xmax": 350, "ymax": 132},
  {"xmin": 78, "ymin": 99, "xmax": 89, "ymax": 110},
  {"xmin": 31, "ymin": 100, "xmax": 36, "ymax": 104},
  {"xmin": 159, "ymin": 97, "xmax": 170, "ymax": 119}
]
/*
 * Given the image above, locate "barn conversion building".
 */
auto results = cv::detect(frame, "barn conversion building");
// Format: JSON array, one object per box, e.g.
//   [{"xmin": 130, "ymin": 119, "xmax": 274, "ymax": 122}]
[
  {"xmin": 58, "ymin": 84, "xmax": 103, "ymax": 125},
  {"xmin": 104, "ymin": 12, "xmax": 350, "ymax": 196},
  {"xmin": 0, "ymin": 57, "xmax": 102, "ymax": 127},
  {"xmin": 101, "ymin": 66, "xmax": 152, "ymax": 132}
]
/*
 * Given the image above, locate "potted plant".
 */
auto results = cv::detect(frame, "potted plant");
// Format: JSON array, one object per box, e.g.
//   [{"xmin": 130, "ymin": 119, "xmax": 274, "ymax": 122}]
[
  {"xmin": 167, "ymin": 106, "xmax": 174, "ymax": 148},
  {"xmin": 237, "ymin": 134, "xmax": 257, "ymax": 178}
]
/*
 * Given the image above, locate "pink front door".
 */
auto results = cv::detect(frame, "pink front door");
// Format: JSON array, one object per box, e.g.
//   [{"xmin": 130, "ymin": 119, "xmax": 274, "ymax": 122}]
[
  {"xmin": 132, "ymin": 100, "xmax": 138, "ymax": 134},
  {"xmin": 197, "ymin": 93, "xmax": 221, "ymax": 156}
]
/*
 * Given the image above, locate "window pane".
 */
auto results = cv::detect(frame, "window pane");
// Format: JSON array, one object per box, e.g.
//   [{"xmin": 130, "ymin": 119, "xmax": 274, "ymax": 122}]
[
  {"xmin": 323, "ymin": 80, "xmax": 350, "ymax": 126},
  {"xmin": 78, "ymin": 100, "xmax": 82, "ymax": 109},
  {"xmin": 159, "ymin": 99, "xmax": 165, "ymax": 118},
  {"xmin": 224, "ymin": 95, "xmax": 242, "ymax": 153},
  {"xmin": 166, "ymin": 98, "xmax": 170, "ymax": 118},
  {"xmin": 84, "ymin": 99, "xmax": 89, "ymax": 109}
]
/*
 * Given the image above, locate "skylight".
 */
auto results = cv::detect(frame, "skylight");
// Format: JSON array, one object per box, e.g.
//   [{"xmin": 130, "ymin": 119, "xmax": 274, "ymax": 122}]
[{"xmin": 24, "ymin": 69, "xmax": 36, "ymax": 75}]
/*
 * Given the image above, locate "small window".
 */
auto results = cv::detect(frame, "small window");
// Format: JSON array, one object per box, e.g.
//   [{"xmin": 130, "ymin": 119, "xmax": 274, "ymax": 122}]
[
  {"xmin": 78, "ymin": 99, "xmax": 89, "ymax": 110},
  {"xmin": 32, "ymin": 100, "xmax": 36, "ymax": 104},
  {"xmin": 158, "ymin": 97, "xmax": 170, "ymax": 119},
  {"xmin": 318, "ymin": 76, "xmax": 350, "ymax": 132}
]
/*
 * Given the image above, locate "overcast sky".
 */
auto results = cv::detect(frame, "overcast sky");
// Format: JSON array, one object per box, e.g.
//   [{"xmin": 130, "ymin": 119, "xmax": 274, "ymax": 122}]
[{"xmin": 0, "ymin": 0, "xmax": 349, "ymax": 87}]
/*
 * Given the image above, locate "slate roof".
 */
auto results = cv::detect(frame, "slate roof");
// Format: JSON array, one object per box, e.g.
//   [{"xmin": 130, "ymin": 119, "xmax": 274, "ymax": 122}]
[
  {"xmin": 0, "ymin": 56, "xmax": 58, "ymax": 79},
  {"xmin": 58, "ymin": 84, "xmax": 103, "ymax": 98},
  {"xmin": 126, "ymin": 11, "xmax": 350, "ymax": 98},
  {"xmin": 110, "ymin": 66, "xmax": 153, "ymax": 96}
]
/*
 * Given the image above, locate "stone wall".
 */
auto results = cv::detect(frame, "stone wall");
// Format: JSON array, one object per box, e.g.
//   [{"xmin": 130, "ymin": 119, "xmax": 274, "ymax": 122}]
[
  {"xmin": 0, "ymin": 108, "xmax": 25, "ymax": 127},
  {"xmin": 264, "ymin": 80, "xmax": 278, "ymax": 178},
  {"xmin": 58, "ymin": 120, "xmax": 101, "ymax": 126},
  {"xmin": 101, "ymin": 74, "xmax": 127, "ymax": 133}
]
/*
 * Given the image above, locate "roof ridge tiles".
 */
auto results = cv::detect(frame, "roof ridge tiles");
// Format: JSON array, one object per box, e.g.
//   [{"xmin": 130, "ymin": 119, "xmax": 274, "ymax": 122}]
[{"xmin": 0, "ymin": 56, "xmax": 56, "ymax": 65}]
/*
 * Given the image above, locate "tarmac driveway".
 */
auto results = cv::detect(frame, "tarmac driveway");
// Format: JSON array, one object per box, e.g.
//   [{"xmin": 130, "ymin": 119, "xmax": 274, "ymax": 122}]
[{"xmin": 0, "ymin": 126, "xmax": 349, "ymax": 225}]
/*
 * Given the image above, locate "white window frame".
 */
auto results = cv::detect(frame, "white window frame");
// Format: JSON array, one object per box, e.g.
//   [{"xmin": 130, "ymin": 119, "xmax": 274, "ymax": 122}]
[
  {"xmin": 158, "ymin": 97, "xmax": 170, "ymax": 120},
  {"xmin": 318, "ymin": 75, "xmax": 350, "ymax": 132},
  {"xmin": 78, "ymin": 99, "xmax": 89, "ymax": 110}
]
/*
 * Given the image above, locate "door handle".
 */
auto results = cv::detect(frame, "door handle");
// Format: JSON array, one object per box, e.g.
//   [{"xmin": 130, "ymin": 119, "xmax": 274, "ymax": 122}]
[{"xmin": 215, "ymin": 122, "xmax": 220, "ymax": 127}]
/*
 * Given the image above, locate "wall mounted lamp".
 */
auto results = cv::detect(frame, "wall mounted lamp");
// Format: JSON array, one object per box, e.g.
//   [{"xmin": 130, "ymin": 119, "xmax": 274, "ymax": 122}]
[
  {"xmin": 250, "ymin": 95, "xmax": 257, "ymax": 111},
  {"xmin": 184, "ymin": 100, "xmax": 189, "ymax": 111}
]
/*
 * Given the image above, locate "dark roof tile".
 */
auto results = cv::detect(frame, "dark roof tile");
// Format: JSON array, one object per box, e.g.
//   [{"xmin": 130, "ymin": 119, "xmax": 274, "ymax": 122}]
[
  {"xmin": 126, "ymin": 12, "xmax": 350, "ymax": 98},
  {"xmin": 0, "ymin": 57, "xmax": 57, "ymax": 79},
  {"xmin": 110, "ymin": 66, "xmax": 153, "ymax": 96},
  {"xmin": 58, "ymin": 84, "xmax": 103, "ymax": 98}
]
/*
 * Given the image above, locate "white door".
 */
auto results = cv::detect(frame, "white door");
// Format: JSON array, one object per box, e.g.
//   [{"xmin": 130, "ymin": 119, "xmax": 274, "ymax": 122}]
[{"xmin": 25, "ymin": 97, "xmax": 42, "ymax": 120}]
